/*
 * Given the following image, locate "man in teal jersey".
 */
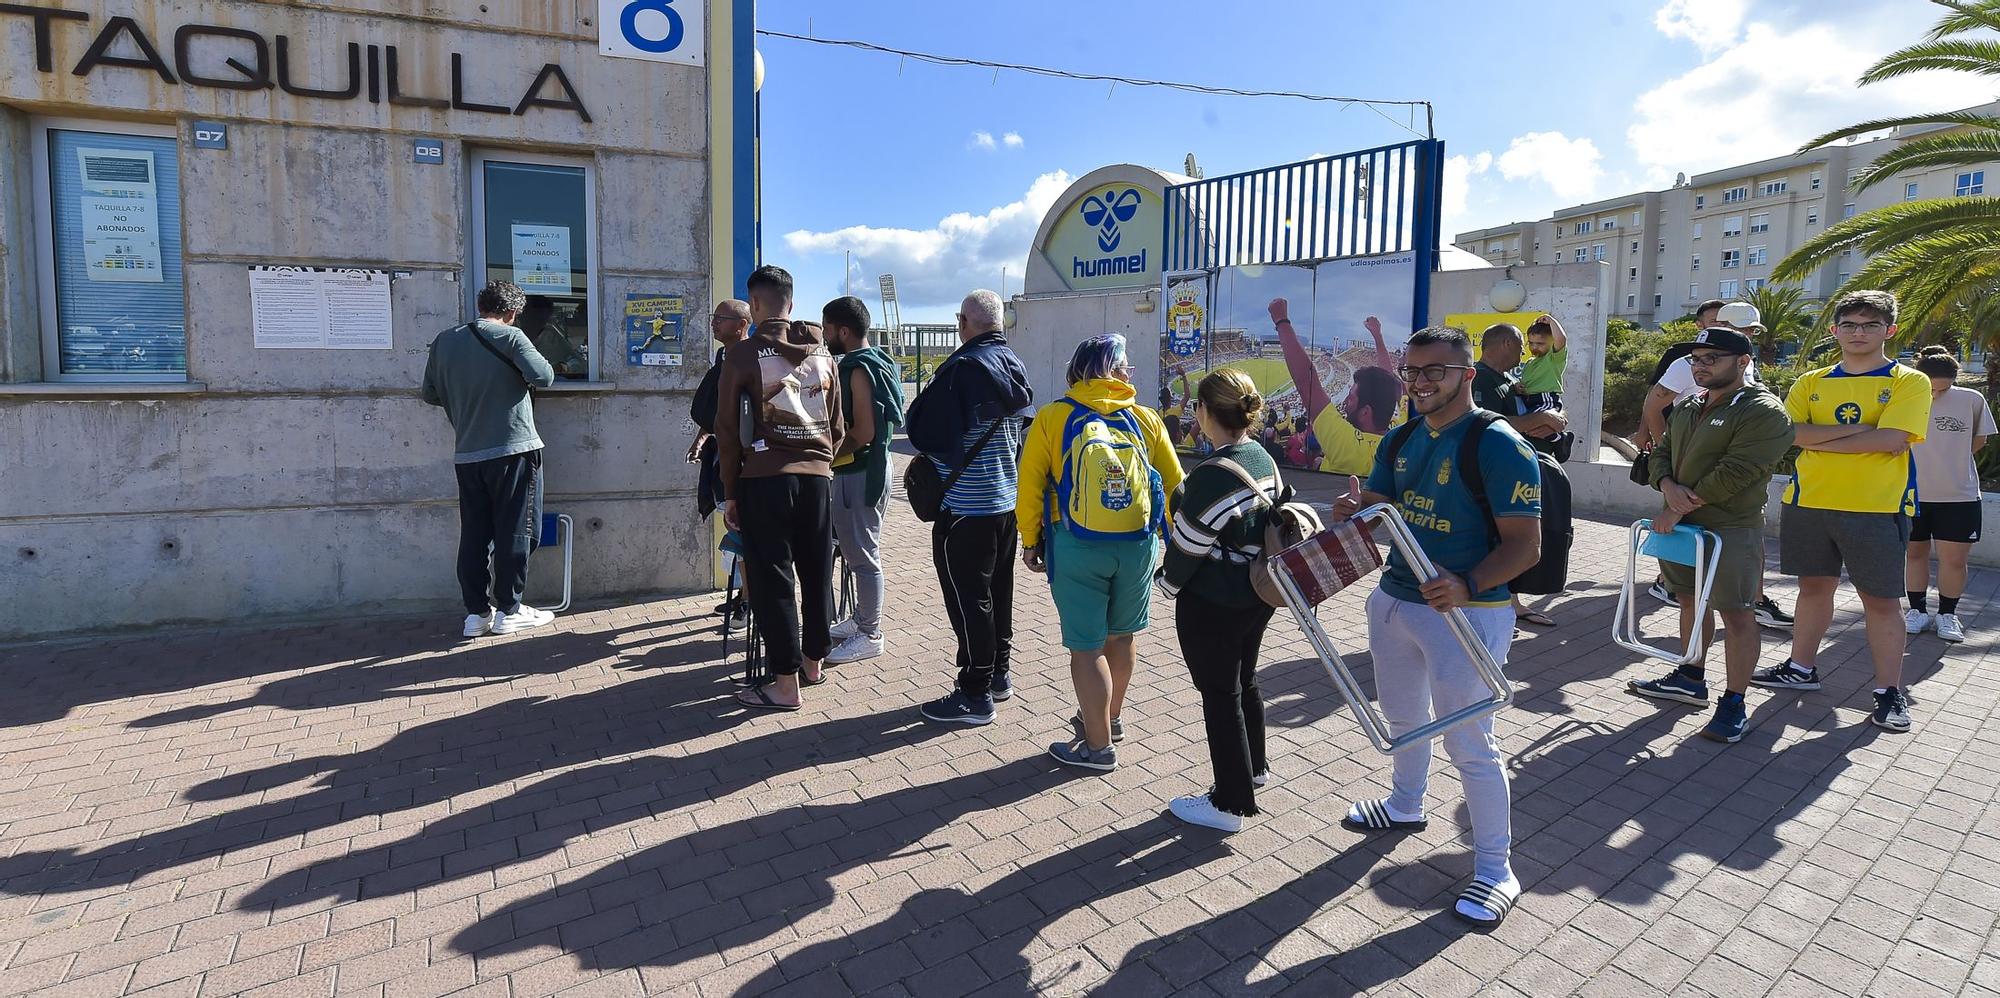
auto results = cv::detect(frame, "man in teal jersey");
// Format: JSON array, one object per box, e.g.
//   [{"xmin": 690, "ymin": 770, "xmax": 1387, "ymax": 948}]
[{"xmin": 1326, "ymin": 325, "xmax": 1542, "ymax": 931}]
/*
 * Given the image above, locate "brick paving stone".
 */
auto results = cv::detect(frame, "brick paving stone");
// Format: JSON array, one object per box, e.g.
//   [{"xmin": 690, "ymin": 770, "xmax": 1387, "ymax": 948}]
[{"xmin": 4, "ymin": 503, "xmax": 2000, "ymax": 996}]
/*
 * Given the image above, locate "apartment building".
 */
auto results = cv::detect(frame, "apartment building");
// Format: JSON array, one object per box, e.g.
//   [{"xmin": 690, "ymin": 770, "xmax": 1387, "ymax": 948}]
[{"xmin": 1456, "ymin": 102, "xmax": 2000, "ymax": 327}]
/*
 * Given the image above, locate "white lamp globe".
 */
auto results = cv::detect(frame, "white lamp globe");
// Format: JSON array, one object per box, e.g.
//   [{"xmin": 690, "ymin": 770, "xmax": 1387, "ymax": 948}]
[
  {"xmin": 1488, "ymin": 279, "xmax": 1527, "ymax": 313},
  {"xmin": 754, "ymin": 50, "xmax": 765, "ymax": 92}
]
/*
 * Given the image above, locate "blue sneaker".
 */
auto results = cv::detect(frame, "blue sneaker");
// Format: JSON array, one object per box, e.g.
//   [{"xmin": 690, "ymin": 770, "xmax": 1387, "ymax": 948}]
[
  {"xmin": 1048, "ymin": 738, "xmax": 1117, "ymax": 772},
  {"xmin": 1701, "ymin": 692, "xmax": 1748, "ymax": 743},
  {"xmin": 1750, "ymin": 659, "xmax": 1821, "ymax": 691},
  {"xmin": 1629, "ymin": 667, "xmax": 1709, "ymax": 706},
  {"xmin": 920, "ymin": 690, "xmax": 995, "ymax": 726},
  {"xmin": 989, "ymin": 672, "xmax": 1013, "ymax": 702}
]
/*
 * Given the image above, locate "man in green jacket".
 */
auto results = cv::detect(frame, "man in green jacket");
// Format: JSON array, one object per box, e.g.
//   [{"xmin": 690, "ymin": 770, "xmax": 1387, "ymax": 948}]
[
  {"xmin": 1630, "ymin": 327, "xmax": 1794, "ymax": 743},
  {"xmin": 822, "ymin": 296, "xmax": 905, "ymax": 665}
]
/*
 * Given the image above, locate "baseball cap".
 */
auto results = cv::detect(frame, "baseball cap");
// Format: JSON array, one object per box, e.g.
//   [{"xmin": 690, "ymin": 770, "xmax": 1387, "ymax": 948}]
[
  {"xmin": 1672, "ymin": 326, "xmax": 1754, "ymax": 356},
  {"xmin": 1716, "ymin": 301, "xmax": 1760, "ymax": 328}
]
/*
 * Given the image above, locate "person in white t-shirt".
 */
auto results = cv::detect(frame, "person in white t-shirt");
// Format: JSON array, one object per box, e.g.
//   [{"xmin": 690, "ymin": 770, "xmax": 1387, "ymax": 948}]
[{"xmin": 1905, "ymin": 347, "xmax": 1996, "ymax": 644}]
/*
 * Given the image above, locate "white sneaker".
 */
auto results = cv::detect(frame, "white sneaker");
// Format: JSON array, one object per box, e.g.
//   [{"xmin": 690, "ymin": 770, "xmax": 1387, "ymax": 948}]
[
  {"xmin": 826, "ymin": 631, "xmax": 883, "ymax": 664},
  {"xmin": 1905, "ymin": 609, "xmax": 1932, "ymax": 635},
  {"xmin": 1936, "ymin": 613, "xmax": 1967, "ymax": 643},
  {"xmin": 1170, "ymin": 793, "xmax": 1245, "ymax": 832},
  {"xmin": 829, "ymin": 618, "xmax": 861, "ymax": 642},
  {"xmin": 1252, "ymin": 770, "xmax": 1273, "ymax": 788},
  {"xmin": 462, "ymin": 610, "xmax": 494, "ymax": 637},
  {"xmin": 492, "ymin": 604, "xmax": 555, "ymax": 635}
]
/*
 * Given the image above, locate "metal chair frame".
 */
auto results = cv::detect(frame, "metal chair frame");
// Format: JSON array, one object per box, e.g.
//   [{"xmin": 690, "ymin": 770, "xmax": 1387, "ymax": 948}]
[
  {"xmin": 1270, "ymin": 502, "xmax": 1515, "ymax": 756},
  {"xmin": 537, "ymin": 513, "xmax": 574, "ymax": 613},
  {"xmin": 1611, "ymin": 520, "xmax": 1721, "ymax": 667}
]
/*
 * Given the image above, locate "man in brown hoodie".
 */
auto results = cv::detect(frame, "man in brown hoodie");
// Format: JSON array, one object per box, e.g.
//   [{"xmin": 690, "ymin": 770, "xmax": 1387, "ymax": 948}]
[{"xmin": 717, "ymin": 265, "xmax": 845, "ymax": 710}]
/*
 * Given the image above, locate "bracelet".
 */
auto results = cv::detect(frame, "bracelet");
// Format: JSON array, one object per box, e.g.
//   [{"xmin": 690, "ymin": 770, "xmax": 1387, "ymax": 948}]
[{"xmin": 1275, "ymin": 318, "xmax": 1292, "ymax": 326}]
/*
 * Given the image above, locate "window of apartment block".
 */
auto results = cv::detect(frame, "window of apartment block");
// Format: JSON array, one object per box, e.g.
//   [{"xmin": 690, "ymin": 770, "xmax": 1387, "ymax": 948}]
[
  {"xmin": 1600, "ymin": 216, "xmax": 1617, "ymax": 229},
  {"xmin": 1842, "ymin": 203, "xmax": 1857, "ymax": 219},
  {"xmin": 1626, "ymin": 294, "xmax": 1636, "ymax": 308},
  {"xmin": 1747, "ymin": 246, "xmax": 1767, "ymax": 266},
  {"xmin": 1630, "ymin": 241, "xmax": 1639, "ymax": 254},
  {"xmin": 1488, "ymin": 242, "xmax": 1503, "ymax": 253},
  {"xmin": 1906, "ymin": 182, "xmax": 1921, "ymax": 201},
  {"xmin": 1810, "ymin": 172, "xmax": 1822, "ymax": 190},
  {"xmin": 1719, "ymin": 279, "xmax": 1738, "ymax": 297},
  {"xmin": 1837, "ymin": 271, "xmax": 1850, "ymax": 285},
  {"xmin": 1592, "ymin": 243, "xmax": 1606, "ymax": 261},
  {"xmin": 1749, "ymin": 213, "xmax": 1770, "ymax": 234},
  {"xmin": 1658, "ymin": 241, "xmax": 1666, "ymax": 253},
  {"xmin": 1723, "ymin": 186, "xmax": 1748, "ymax": 203},
  {"xmin": 1807, "ymin": 210, "xmax": 1819, "ymax": 225},
  {"xmin": 1510, "ymin": 238, "xmax": 1520, "ymax": 251},
  {"xmin": 1695, "ymin": 194, "xmax": 1706, "ymax": 209},
  {"xmin": 1691, "ymin": 255, "xmax": 1701, "ymax": 271},
  {"xmin": 1721, "ymin": 249, "xmax": 1741, "ymax": 269},
  {"xmin": 1575, "ymin": 221, "xmax": 1590, "ymax": 234},
  {"xmin": 471, "ymin": 152, "xmax": 596, "ymax": 380},
  {"xmin": 1847, "ymin": 170, "xmax": 1862, "ymax": 186},
  {"xmin": 1574, "ymin": 248, "xmax": 1587, "ymax": 263},
  {"xmin": 1691, "ymin": 222, "xmax": 1703, "ymax": 239},
  {"xmin": 33, "ymin": 120, "xmax": 187, "ymax": 381},
  {"xmin": 1960, "ymin": 171, "xmax": 1986, "ymax": 196},
  {"xmin": 1629, "ymin": 267, "xmax": 1638, "ymax": 279},
  {"xmin": 1654, "ymin": 293, "xmax": 1663, "ymax": 307},
  {"xmin": 1744, "ymin": 278, "xmax": 1766, "ymax": 292},
  {"xmin": 1688, "ymin": 283, "xmax": 1699, "ymax": 301},
  {"xmin": 1632, "ymin": 211, "xmax": 1642, "ymax": 226},
  {"xmin": 1762, "ymin": 180, "xmax": 1787, "ymax": 197},
  {"xmin": 1723, "ymin": 216, "xmax": 1743, "ymax": 237}
]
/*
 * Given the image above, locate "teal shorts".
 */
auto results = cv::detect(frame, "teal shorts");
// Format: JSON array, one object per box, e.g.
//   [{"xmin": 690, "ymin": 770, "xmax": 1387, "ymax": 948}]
[{"xmin": 1050, "ymin": 528, "xmax": 1156, "ymax": 651}]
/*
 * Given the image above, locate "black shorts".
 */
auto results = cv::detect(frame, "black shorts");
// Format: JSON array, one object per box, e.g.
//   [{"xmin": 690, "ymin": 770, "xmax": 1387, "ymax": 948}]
[{"xmin": 1912, "ymin": 500, "xmax": 1983, "ymax": 544}]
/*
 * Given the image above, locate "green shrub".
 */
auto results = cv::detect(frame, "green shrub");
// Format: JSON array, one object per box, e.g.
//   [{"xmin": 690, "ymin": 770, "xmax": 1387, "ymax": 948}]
[{"xmin": 1601, "ymin": 318, "xmax": 1675, "ymax": 436}]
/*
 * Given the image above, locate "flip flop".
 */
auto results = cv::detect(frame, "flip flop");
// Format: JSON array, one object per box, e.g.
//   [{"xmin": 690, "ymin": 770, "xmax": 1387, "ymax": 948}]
[
  {"xmin": 1516, "ymin": 610, "xmax": 1556, "ymax": 628},
  {"xmin": 736, "ymin": 682, "xmax": 800, "ymax": 711},
  {"xmin": 801, "ymin": 668, "xmax": 829, "ymax": 688},
  {"xmin": 1454, "ymin": 877, "xmax": 1519, "ymax": 932},
  {"xmin": 1340, "ymin": 799, "xmax": 1428, "ymax": 833}
]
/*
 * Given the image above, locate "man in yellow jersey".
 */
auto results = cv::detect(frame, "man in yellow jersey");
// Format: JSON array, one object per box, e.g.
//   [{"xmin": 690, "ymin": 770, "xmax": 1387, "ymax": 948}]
[
  {"xmin": 1265, "ymin": 300, "xmax": 1403, "ymax": 475},
  {"xmin": 1752, "ymin": 291, "xmax": 1929, "ymax": 732}
]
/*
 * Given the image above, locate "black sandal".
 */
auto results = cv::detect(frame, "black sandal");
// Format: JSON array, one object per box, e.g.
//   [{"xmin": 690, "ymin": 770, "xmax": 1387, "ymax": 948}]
[
  {"xmin": 1341, "ymin": 798, "xmax": 1428, "ymax": 833},
  {"xmin": 801, "ymin": 667, "xmax": 829, "ymax": 688},
  {"xmin": 736, "ymin": 682, "xmax": 800, "ymax": 711},
  {"xmin": 1454, "ymin": 877, "xmax": 1519, "ymax": 932}
]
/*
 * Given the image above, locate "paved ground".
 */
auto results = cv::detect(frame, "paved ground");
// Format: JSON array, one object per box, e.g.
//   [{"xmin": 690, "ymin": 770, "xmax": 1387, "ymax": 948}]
[{"xmin": 4, "ymin": 476, "xmax": 2000, "ymax": 997}]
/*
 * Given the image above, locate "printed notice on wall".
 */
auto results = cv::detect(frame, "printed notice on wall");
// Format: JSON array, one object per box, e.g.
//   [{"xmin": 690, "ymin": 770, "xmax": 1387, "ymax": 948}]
[
  {"xmin": 249, "ymin": 266, "xmax": 394, "ymax": 349},
  {"xmin": 511, "ymin": 224, "xmax": 572, "ymax": 293},
  {"xmin": 76, "ymin": 147, "xmax": 164, "ymax": 283}
]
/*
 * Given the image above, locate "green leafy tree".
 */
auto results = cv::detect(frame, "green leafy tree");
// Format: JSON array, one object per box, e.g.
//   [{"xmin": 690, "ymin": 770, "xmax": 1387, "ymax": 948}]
[
  {"xmin": 1772, "ymin": 0, "xmax": 2000, "ymax": 340},
  {"xmin": 1739, "ymin": 284, "xmax": 1821, "ymax": 360}
]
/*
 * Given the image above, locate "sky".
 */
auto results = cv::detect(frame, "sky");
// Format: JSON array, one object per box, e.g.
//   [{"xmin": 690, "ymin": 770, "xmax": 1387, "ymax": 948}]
[{"xmin": 757, "ymin": 0, "xmax": 1964, "ymax": 322}]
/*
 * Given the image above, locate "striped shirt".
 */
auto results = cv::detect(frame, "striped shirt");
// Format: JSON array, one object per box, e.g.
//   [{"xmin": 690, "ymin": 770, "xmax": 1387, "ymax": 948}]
[
  {"xmin": 932, "ymin": 415, "xmax": 1025, "ymax": 517},
  {"xmin": 1161, "ymin": 442, "xmax": 1285, "ymax": 607}
]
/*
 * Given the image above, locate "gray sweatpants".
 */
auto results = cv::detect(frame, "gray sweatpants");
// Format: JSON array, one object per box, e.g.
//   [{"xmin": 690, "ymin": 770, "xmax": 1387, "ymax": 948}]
[
  {"xmin": 831, "ymin": 472, "xmax": 888, "ymax": 635},
  {"xmin": 1366, "ymin": 587, "xmax": 1515, "ymax": 883}
]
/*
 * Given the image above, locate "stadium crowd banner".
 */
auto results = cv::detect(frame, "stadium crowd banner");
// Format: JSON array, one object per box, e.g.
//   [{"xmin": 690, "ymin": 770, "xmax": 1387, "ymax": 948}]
[{"xmin": 1158, "ymin": 142, "xmax": 1445, "ymax": 476}]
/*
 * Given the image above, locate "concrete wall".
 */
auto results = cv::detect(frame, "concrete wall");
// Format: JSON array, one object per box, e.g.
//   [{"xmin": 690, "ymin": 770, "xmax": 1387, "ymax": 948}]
[
  {"xmin": 1426, "ymin": 261, "xmax": 1614, "ymax": 457},
  {"xmin": 0, "ymin": 1, "xmax": 720, "ymax": 638},
  {"xmin": 1009, "ymin": 289, "xmax": 1160, "ymax": 409}
]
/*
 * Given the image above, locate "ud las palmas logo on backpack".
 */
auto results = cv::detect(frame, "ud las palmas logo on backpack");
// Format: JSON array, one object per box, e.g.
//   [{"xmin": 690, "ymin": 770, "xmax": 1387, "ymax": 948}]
[{"xmin": 1057, "ymin": 401, "xmax": 1164, "ymax": 541}]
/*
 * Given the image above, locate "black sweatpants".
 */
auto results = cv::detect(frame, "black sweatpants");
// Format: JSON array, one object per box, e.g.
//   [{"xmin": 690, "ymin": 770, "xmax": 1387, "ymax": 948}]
[
  {"xmin": 738, "ymin": 474, "xmax": 834, "ymax": 676},
  {"xmin": 455, "ymin": 449, "xmax": 543, "ymax": 616},
  {"xmin": 933, "ymin": 511, "xmax": 1016, "ymax": 697},
  {"xmin": 1176, "ymin": 592, "xmax": 1276, "ymax": 816}
]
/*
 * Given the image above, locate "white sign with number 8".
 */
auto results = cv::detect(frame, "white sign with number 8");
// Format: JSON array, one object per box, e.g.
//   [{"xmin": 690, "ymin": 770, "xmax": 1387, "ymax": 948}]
[{"xmin": 600, "ymin": 0, "xmax": 706, "ymax": 66}]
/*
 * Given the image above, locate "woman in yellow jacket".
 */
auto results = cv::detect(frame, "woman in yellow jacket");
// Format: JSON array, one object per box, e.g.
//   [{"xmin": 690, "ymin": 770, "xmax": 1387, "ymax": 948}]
[{"xmin": 1018, "ymin": 334, "xmax": 1184, "ymax": 771}]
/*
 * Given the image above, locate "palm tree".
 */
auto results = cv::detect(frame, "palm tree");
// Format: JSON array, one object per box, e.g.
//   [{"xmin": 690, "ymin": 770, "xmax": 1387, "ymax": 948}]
[
  {"xmin": 1772, "ymin": 0, "xmax": 2000, "ymax": 337},
  {"xmin": 1738, "ymin": 284, "xmax": 1820, "ymax": 361}
]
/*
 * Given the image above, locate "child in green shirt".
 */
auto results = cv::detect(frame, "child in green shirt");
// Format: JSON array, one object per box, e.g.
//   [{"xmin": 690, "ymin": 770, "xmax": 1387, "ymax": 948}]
[{"xmin": 1517, "ymin": 314, "xmax": 1568, "ymax": 412}]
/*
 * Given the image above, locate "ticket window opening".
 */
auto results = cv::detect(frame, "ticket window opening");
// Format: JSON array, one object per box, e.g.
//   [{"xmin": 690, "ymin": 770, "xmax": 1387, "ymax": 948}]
[{"xmin": 472, "ymin": 154, "xmax": 594, "ymax": 381}]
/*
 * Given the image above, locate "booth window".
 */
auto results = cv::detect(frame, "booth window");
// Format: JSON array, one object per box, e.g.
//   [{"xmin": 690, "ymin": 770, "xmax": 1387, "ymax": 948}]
[
  {"xmin": 471, "ymin": 154, "xmax": 594, "ymax": 381},
  {"xmin": 34, "ymin": 123, "xmax": 187, "ymax": 381}
]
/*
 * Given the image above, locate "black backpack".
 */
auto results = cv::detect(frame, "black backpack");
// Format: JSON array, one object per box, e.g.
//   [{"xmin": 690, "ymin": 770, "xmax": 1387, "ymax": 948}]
[{"xmin": 1381, "ymin": 410, "xmax": 1572, "ymax": 596}]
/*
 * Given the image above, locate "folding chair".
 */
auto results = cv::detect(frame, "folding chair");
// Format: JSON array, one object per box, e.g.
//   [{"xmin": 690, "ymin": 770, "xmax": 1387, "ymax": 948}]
[
  {"xmin": 537, "ymin": 513, "xmax": 574, "ymax": 612},
  {"xmin": 1611, "ymin": 520, "xmax": 1720, "ymax": 667},
  {"xmin": 1268, "ymin": 502, "xmax": 1515, "ymax": 756},
  {"xmin": 720, "ymin": 558, "xmax": 767, "ymax": 687}
]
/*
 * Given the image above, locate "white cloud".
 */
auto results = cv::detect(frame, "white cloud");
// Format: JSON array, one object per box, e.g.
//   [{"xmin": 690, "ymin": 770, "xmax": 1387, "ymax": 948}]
[
  {"xmin": 1496, "ymin": 132, "xmax": 1604, "ymax": 201},
  {"xmin": 1654, "ymin": 0, "xmax": 1746, "ymax": 54},
  {"xmin": 1442, "ymin": 151, "xmax": 1494, "ymax": 231},
  {"xmin": 1629, "ymin": 4, "xmax": 1961, "ymax": 176},
  {"xmin": 783, "ymin": 171, "xmax": 1073, "ymax": 313},
  {"xmin": 971, "ymin": 130, "xmax": 997, "ymax": 151},
  {"xmin": 1002, "ymin": 131, "xmax": 1024, "ymax": 148}
]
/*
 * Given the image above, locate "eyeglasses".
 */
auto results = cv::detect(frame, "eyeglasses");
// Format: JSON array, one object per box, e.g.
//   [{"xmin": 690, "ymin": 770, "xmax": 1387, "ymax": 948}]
[
  {"xmin": 1834, "ymin": 321, "xmax": 1889, "ymax": 333},
  {"xmin": 1687, "ymin": 351, "xmax": 1736, "ymax": 366},
  {"xmin": 1396, "ymin": 364, "xmax": 1472, "ymax": 384}
]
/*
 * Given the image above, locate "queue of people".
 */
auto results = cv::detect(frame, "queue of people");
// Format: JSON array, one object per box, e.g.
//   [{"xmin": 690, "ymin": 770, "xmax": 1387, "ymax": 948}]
[{"xmin": 422, "ymin": 277, "xmax": 1969, "ymax": 933}]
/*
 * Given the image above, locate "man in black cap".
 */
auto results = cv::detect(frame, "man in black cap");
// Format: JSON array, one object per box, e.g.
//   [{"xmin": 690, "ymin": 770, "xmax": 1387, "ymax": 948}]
[{"xmin": 1627, "ymin": 327, "xmax": 1795, "ymax": 743}]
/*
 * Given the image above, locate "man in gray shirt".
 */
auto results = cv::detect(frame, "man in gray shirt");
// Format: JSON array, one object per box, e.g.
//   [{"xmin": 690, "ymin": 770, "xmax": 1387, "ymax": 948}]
[{"xmin": 422, "ymin": 281, "xmax": 558, "ymax": 637}]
